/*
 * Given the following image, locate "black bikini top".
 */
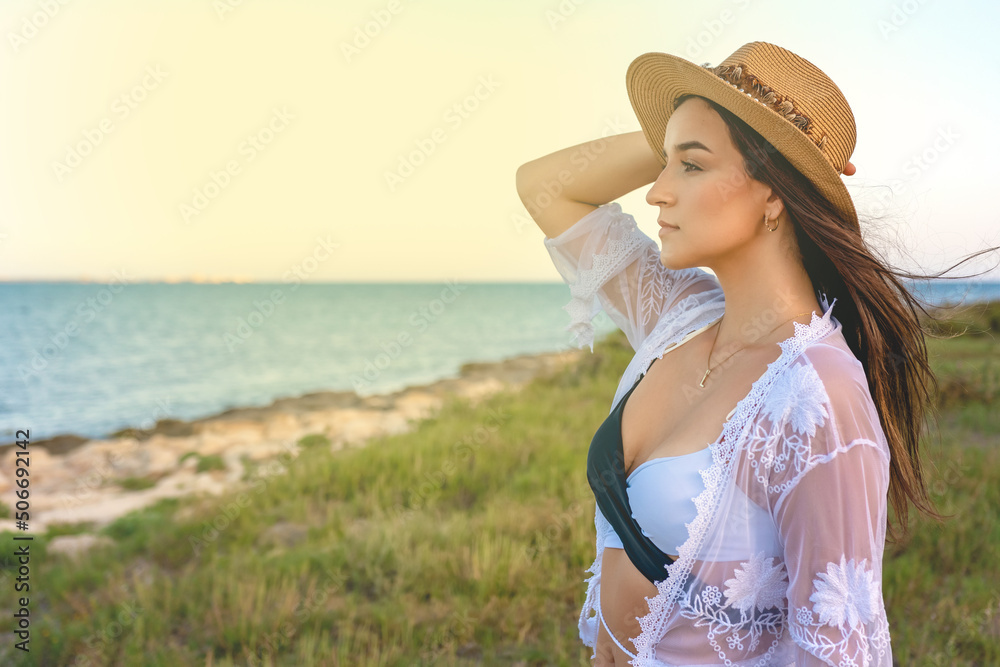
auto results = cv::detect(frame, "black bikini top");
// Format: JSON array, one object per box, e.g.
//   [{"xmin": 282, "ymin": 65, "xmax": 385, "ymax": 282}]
[{"xmin": 586, "ymin": 363, "xmax": 675, "ymax": 585}]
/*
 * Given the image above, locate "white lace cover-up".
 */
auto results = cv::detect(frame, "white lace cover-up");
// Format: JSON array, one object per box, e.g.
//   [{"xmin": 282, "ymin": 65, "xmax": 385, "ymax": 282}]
[{"xmin": 543, "ymin": 203, "xmax": 893, "ymax": 667}]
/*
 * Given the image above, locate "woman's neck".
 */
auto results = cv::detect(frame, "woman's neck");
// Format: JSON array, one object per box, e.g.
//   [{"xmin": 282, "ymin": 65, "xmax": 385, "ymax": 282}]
[{"xmin": 709, "ymin": 239, "xmax": 822, "ymax": 351}]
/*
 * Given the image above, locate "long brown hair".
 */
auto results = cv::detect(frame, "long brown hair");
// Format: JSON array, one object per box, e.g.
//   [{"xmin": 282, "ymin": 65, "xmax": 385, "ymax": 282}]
[{"xmin": 675, "ymin": 94, "xmax": 998, "ymax": 542}]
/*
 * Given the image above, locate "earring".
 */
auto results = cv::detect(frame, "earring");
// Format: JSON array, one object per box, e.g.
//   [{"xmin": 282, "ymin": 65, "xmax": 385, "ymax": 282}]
[{"xmin": 763, "ymin": 213, "xmax": 778, "ymax": 232}]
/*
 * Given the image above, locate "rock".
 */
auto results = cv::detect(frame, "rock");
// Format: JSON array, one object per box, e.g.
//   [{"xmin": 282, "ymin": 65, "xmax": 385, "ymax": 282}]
[
  {"xmin": 220, "ymin": 453, "xmax": 244, "ymax": 484},
  {"xmin": 47, "ymin": 534, "xmax": 115, "ymax": 561},
  {"xmin": 326, "ymin": 408, "xmax": 388, "ymax": 446},
  {"xmin": 142, "ymin": 440, "xmax": 187, "ymax": 476},
  {"xmin": 0, "ymin": 433, "xmax": 89, "ymax": 455},
  {"xmin": 196, "ymin": 419, "xmax": 266, "ymax": 441},
  {"xmin": 379, "ymin": 412, "xmax": 412, "ymax": 436},
  {"xmin": 37, "ymin": 491, "xmax": 154, "ymax": 531},
  {"xmin": 361, "ymin": 394, "xmax": 393, "ymax": 409},
  {"xmin": 456, "ymin": 377, "xmax": 506, "ymax": 404},
  {"xmin": 154, "ymin": 468, "xmax": 200, "ymax": 494},
  {"xmin": 25, "ymin": 446, "xmax": 56, "ymax": 469},
  {"xmin": 151, "ymin": 418, "xmax": 196, "ymax": 438},
  {"xmin": 59, "ymin": 438, "xmax": 134, "ymax": 475},
  {"xmin": 394, "ymin": 391, "xmax": 443, "ymax": 420},
  {"xmin": 195, "ymin": 433, "xmax": 231, "ymax": 457},
  {"xmin": 263, "ymin": 412, "xmax": 303, "ymax": 441},
  {"xmin": 0, "ymin": 448, "xmax": 55, "ymax": 491}
]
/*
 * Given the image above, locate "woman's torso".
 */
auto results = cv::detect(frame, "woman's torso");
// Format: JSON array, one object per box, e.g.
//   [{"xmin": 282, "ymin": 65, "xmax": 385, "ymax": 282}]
[{"xmin": 598, "ymin": 314, "xmax": 812, "ymax": 663}]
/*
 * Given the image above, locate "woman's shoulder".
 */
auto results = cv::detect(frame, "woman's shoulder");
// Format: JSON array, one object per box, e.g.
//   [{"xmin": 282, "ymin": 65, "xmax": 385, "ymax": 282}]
[
  {"xmin": 768, "ymin": 332, "xmax": 887, "ymax": 450},
  {"xmin": 797, "ymin": 332, "xmax": 869, "ymax": 398},
  {"xmin": 775, "ymin": 300, "xmax": 866, "ymax": 388}
]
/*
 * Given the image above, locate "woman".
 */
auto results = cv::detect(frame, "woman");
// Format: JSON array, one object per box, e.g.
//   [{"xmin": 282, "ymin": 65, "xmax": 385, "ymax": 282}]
[{"xmin": 515, "ymin": 42, "xmax": 984, "ymax": 666}]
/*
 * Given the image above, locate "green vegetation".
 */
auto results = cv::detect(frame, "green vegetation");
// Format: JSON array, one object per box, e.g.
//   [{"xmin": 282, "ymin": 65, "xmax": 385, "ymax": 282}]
[
  {"xmin": 117, "ymin": 475, "xmax": 159, "ymax": 491},
  {"xmin": 297, "ymin": 433, "xmax": 332, "ymax": 449},
  {"xmin": 178, "ymin": 450, "xmax": 199, "ymax": 465},
  {"xmin": 195, "ymin": 454, "xmax": 227, "ymax": 473},
  {"xmin": 43, "ymin": 521, "xmax": 97, "ymax": 538},
  {"xmin": 1, "ymin": 304, "xmax": 998, "ymax": 665},
  {"xmin": 178, "ymin": 450, "xmax": 228, "ymax": 473}
]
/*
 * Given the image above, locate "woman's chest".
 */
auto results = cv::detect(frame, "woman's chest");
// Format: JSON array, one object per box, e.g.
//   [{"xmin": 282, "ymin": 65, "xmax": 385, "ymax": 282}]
[{"xmin": 620, "ymin": 339, "xmax": 782, "ymax": 480}]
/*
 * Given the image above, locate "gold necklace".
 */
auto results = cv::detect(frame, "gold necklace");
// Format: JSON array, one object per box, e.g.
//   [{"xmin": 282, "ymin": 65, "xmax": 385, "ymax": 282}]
[{"xmin": 699, "ymin": 310, "xmax": 813, "ymax": 388}]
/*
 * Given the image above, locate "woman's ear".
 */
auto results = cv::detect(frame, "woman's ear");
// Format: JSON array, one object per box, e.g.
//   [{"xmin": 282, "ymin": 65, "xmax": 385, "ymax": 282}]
[{"xmin": 764, "ymin": 189, "xmax": 785, "ymax": 222}]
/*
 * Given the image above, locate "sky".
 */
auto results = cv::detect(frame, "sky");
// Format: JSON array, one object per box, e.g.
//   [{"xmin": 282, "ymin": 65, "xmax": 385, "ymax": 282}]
[{"xmin": 1, "ymin": 0, "xmax": 998, "ymax": 283}]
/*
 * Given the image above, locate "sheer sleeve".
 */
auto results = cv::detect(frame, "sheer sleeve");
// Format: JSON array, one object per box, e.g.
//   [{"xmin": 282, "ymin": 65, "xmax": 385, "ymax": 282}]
[
  {"xmin": 542, "ymin": 202, "xmax": 719, "ymax": 352},
  {"xmin": 764, "ymin": 346, "xmax": 893, "ymax": 666}
]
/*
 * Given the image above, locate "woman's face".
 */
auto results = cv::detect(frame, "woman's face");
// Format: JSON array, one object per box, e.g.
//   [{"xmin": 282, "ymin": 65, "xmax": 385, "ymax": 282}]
[{"xmin": 646, "ymin": 96, "xmax": 778, "ymax": 271}]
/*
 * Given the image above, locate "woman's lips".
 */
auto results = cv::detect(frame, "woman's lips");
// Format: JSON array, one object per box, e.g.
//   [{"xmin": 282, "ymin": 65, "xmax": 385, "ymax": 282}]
[{"xmin": 658, "ymin": 223, "xmax": 679, "ymax": 234}]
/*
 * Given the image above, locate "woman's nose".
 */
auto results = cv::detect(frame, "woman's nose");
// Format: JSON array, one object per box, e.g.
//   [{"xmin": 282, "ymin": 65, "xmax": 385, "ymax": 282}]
[{"xmin": 645, "ymin": 169, "xmax": 676, "ymax": 208}]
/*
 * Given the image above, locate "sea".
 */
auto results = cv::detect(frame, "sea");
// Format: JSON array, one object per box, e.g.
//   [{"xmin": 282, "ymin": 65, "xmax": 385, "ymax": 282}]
[{"xmin": 2, "ymin": 279, "xmax": 998, "ymax": 444}]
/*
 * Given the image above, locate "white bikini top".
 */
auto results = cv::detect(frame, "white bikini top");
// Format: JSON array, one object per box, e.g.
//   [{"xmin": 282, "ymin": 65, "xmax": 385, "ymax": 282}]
[{"xmin": 603, "ymin": 317, "xmax": 782, "ymax": 561}]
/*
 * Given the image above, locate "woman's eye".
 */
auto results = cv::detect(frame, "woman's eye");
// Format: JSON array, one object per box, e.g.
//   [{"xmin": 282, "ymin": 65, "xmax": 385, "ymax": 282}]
[{"xmin": 681, "ymin": 161, "xmax": 701, "ymax": 172}]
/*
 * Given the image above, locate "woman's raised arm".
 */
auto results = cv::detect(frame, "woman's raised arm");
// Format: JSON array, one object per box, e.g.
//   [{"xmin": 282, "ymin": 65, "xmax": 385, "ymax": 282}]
[
  {"xmin": 515, "ymin": 130, "xmax": 720, "ymax": 352},
  {"xmin": 515, "ymin": 130, "xmax": 663, "ymax": 240}
]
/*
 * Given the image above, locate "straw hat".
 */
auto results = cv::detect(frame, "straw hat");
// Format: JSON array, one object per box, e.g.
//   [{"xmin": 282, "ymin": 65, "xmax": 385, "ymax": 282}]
[{"xmin": 626, "ymin": 41, "xmax": 859, "ymax": 230}]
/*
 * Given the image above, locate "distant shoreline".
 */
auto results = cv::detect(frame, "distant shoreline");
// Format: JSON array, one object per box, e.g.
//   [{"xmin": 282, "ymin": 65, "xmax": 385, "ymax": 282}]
[{"xmin": 0, "ymin": 346, "xmax": 586, "ymax": 456}]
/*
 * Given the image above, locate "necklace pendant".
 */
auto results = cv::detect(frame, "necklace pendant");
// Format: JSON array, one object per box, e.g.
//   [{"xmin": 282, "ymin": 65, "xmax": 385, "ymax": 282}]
[{"xmin": 699, "ymin": 369, "xmax": 711, "ymax": 388}]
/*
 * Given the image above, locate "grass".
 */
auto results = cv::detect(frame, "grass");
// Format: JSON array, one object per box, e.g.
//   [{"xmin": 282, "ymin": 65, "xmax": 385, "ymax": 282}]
[
  {"xmin": 179, "ymin": 451, "xmax": 229, "ymax": 474},
  {"xmin": 297, "ymin": 434, "xmax": 332, "ymax": 449},
  {"xmin": 117, "ymin": 476, "xmax": 159, "ymax": 491},
  {"xmin": 1, "ymin": 304, "xmax": 998, "ymax": 665}
]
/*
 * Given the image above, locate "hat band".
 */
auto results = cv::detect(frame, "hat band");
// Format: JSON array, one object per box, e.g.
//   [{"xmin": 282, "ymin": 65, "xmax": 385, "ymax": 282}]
[{"xmin": 699, "ymin": 62, "xmax": 829, "ymax": 152}]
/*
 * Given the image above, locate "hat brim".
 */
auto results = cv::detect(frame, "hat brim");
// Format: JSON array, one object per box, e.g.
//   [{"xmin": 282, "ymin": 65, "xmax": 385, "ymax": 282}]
[{"xmin": 626, "ymin": 52, "xmax": 858, "ymax": 229}]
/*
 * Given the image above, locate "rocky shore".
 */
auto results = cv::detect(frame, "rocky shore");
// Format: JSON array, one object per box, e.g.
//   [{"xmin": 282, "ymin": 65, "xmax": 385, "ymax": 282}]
[{"xmin": 0, "ymin": 347, "xmax": 584, "ymax": 554}]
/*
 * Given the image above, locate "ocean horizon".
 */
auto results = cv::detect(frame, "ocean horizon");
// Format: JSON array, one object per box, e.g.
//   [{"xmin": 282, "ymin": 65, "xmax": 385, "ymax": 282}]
[{"xmin": 3, "ymin": 279, "xmax": 999, "ymax": 444}]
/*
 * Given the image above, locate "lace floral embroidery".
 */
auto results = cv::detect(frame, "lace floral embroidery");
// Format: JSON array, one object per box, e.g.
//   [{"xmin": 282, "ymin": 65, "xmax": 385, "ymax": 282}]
[
  {"xmin": 762, "ymin": 362, "xmax": 829, "ymax": 438},
  {"xmin": 677, "ymin": 551, "xmax": 789, "ymax": 663},
  {"xmin": 724, "ymin": 552, "xmax": 789, "ymax": 614},
  {"xmin": 636, "ymin": 249, "xmax": 671, "ymax": 335},
  {"xmin": 788, "ymin": 556, "xmax": 891, "ymax": 666},
  {"xmin": 748, "ymin": 360, "xmax": 833, "ymax": 496},
  {"xmin": 810, "ymin": 556, "xmax": 880, "ymax": 630}
]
